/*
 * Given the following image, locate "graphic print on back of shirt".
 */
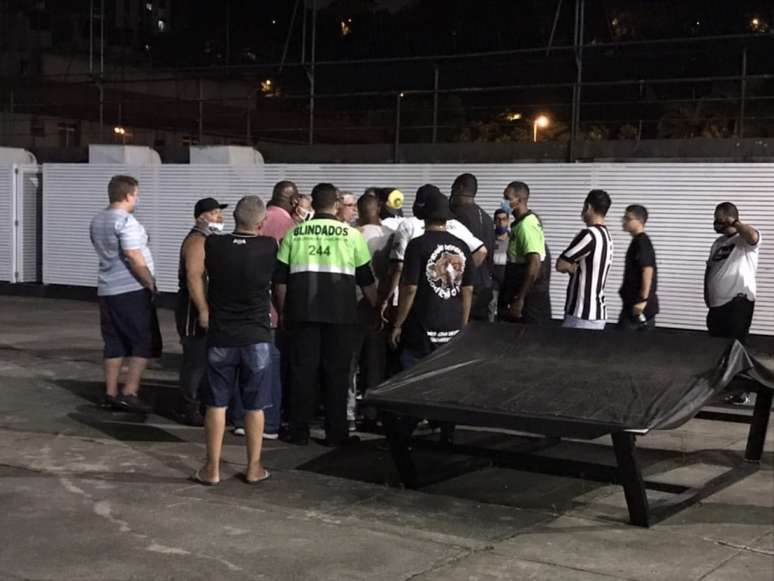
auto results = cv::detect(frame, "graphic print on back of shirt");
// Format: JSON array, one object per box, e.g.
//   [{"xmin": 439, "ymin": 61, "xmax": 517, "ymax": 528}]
[
  {"xmin": 425, "ymin": 244, "xmax": 467, "ymax": 299},
  {"xmin": 711, "ymin": 243, "xmax": 734, "ymax": 262}
]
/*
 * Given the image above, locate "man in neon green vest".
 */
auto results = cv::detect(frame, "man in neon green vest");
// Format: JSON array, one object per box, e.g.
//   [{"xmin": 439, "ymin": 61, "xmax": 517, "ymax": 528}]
[{"xmin": 274, "ymin": 183, "xmax": 378, "ymax": 446}]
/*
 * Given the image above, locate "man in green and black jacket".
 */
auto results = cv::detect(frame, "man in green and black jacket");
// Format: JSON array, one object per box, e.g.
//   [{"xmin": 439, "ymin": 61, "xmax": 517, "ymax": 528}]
[{"xmin": 274, "ymin": 183, "xmax": 378, "ymax": 446}]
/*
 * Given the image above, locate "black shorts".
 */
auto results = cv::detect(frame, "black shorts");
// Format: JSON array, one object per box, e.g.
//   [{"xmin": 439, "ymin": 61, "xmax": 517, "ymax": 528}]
[{"xmin": 99, "ymin": 289, "xmax": 163, "ymax": 359}]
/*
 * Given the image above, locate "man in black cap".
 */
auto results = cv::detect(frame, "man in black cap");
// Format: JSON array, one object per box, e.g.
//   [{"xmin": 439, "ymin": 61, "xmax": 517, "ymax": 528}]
[
  {"xmin": 388, "ymin": 185, "xmax": 475, "ymax": 368},
  {"xmin": 450, "ymin": 173, "xmax": 494, "ymax": 321},
  {"xmin": 174, "ymin": 196, "xmax": 228, "ymax": 426}
]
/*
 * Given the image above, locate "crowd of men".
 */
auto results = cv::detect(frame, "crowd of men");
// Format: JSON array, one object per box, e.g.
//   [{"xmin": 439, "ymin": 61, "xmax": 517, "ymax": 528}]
[{"xmin": 90, "ymin": 173, "xmax": 761, "ymax": 485}]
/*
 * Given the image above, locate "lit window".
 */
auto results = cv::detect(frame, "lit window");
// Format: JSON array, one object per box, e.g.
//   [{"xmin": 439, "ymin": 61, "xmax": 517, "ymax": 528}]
[
  {"xmin": 145, "ymin": 3, "xmax": 152, "ymax": 12},
  {"xmin": 157, "ymin": 19, "xmax": 166, "ymax": 32},
  {"xmin": 260, "ymin": 79, "xmax": 273, "ymax": 94},
  {"xmin": 340, "ymin": 18, "xmax": 352, "ymax": 37}
]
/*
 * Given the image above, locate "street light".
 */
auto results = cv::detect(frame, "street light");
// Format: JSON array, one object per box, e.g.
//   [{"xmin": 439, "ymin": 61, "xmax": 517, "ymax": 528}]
[
  {"xmin": 113, "ymin": 126, "xmax": 128, "ymax": 143},
  {"xmin": 533, "ymin": 115, "xmax": 549, "ymax": 142}
]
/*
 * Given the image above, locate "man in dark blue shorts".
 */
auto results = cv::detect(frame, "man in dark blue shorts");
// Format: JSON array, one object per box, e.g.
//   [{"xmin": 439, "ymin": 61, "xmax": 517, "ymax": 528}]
[
  {"xmin": 89, "ymin": 175, "xmax": 161, "ymax": 413},
  {"xmin": 193, "ymin": 195, "xmax": 277, "ymax": 486}
]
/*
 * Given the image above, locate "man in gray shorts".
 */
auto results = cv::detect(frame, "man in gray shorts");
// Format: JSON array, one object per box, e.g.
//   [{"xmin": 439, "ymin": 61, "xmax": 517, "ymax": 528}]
[{"xmin": 89, "ymin": 175, "xmax": 161, "ymax": 413}]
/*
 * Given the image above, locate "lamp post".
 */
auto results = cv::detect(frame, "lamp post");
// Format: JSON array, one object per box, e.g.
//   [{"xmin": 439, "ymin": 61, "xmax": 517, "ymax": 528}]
[{"xmin": 533, "ymin": 115, "xmax": 549, "ymax": 143}]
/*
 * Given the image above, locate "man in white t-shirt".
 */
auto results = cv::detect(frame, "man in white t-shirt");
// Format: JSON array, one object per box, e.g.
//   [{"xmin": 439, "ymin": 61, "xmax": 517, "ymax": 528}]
[
  {"xmin": 376, "ymin": 184, "xmax": 487, "ymax": 320},
  {"xmin": 704, "ymin": 202, "xmax": 760, "ymax": 404},
  {"xmin": 345, "ymin": 194, "xmax": 394, "ymax": 427}
]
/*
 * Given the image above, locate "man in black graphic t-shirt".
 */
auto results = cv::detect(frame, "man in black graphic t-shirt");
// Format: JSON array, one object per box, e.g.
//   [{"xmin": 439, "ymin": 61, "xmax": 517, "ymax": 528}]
[
  {"xmin": 193, "ymin": 196, "xmax": 277, "ymax": 486},
  {"xmin": 619, "ymin": 204, "xmax": 659, "ymax": 331},
  {"xmin": 389, "ymin": 185, "xmax": 474, "ymax": 368}
]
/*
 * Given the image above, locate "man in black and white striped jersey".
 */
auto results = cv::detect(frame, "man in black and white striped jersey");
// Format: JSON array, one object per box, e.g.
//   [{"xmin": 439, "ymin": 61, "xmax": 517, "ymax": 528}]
[{"xmin": 556, "ymin": 189, "xmax": 614, "ymax": 331}]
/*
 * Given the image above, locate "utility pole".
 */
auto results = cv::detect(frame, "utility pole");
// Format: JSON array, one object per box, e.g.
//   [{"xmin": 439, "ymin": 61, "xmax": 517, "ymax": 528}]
[
  {"xmin": 569, "ymin": 0, "xmax": 585, "ymax": 162},
  {"xmin": 225, "ymin": 0, "xmax": 231, "ymax": 65},
  {"xmin": 739, "ymin": 48, "xmax": 747, "ymax": 138},
  {"xmin": 89, "ymin": 0, "xmax": 94, "ymax": 73},
  {"xmin": 432, "ymin": 66, "xmax": 439, "ymax": 144},
  {"xmin": 308, "ymin": 0, "xmax": 316, "ymax": 145},
  {"xmin": 198, "ymin": 79, "xmax": 204, "ymax": 143},
  {"xmin": 394, "ymin": 92, "xmax": 402, "ymax": 163}
]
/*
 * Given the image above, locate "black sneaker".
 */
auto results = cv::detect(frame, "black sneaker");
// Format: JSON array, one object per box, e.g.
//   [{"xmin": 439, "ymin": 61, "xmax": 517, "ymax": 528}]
[
  {"xmin": 116, "ymin": 393, "xmax": 152, "ymax": 414},
  {"xmin": 173, "ymin": 407, "xmax": 205, "ymax": 427},
  {"xmin": 315, "ymin": 435, "xmax": 361, "ymax": 448},
  {"xmin": 279, "ymin": 429, "xmax": 309, "ymax": 446},
  {"xmin": 724, "ymin": 392, "xmax": 751, "ymax": 406},
  {"xmin": 98, "ymin": 394, "xmax": 120, "ymax": 410}
]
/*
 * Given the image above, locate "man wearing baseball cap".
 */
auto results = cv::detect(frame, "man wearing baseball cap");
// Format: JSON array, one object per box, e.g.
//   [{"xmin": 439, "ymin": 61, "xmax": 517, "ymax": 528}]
[
  {"xmin": 388, "ymin": 185, "xmax": 475, "ymax": 367},
  {"xmin": 174, "ymin": 196, "xmax": 228, "ymax": 426}
]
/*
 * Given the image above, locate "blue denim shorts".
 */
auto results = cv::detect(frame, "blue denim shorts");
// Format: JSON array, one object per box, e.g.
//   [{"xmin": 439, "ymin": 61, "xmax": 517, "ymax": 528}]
[{"xmin": 205, "ymin": 343, "xmax": 273, "ymax": 411}]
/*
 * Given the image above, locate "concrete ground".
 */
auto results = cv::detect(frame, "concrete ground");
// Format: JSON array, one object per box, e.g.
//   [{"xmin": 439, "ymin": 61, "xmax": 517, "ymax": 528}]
[{"xmin": 0, "ymin": 296, "xmax": 772, "ymax": 581}]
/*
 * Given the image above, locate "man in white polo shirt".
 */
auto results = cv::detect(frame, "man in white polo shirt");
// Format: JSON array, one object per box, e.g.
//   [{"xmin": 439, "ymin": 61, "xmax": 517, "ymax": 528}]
[{"xmin": 705, "ymin": 202, "xmax": 760, "ymax": 404}]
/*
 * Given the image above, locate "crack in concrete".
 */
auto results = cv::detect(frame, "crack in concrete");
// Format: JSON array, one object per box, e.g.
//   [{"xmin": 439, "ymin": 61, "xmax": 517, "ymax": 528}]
[
  {"xmin": 704, "ymin": 535, "xmax": 774, "ymax": 557},
  {"xmin": 401, "ymin": 544, "xmax": 493, "ymax": 581},
  {"xmin": 56, "ymin": 474, "xmax": 245, "ymax": 574},
  {"xmin": 696, "ymin": 528, "xmax": 774, "ymax": 581},
  {"xmin": 510, "ymin": 556, "xmax": 640, "ymax": 581}
]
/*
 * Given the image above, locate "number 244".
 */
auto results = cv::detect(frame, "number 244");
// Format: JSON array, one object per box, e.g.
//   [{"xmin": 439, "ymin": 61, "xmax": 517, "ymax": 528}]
[{"xmin": 308, "ymin": 244, "xmax": 330, "ymax": 256}]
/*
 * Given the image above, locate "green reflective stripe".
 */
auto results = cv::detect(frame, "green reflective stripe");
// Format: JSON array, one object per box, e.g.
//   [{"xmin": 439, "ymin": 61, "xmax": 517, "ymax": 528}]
[
  {"xmin": 352, "ymin": 230, "xmax": 371, "ymax": 268},
  {"xmin": 277, "ymin": 234, "xmax": 291, "ymax": 264},
  {"xmin": 281, "ymin": 218, "xmax": 370, "ymax": 272},
  {"xmin": 289, "ymin": 264, "xmax": 356, "ymax": 275}
]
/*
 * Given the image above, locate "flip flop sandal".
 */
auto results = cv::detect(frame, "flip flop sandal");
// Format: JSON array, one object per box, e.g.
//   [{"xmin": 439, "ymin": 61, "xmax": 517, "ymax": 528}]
[
  {"xmin": 242, "ymin": 469, "xmax": 271, "ymax": 485},
  {"xmin": 190, "ymin": 469, "xmax": 219, "ymax": 487}
]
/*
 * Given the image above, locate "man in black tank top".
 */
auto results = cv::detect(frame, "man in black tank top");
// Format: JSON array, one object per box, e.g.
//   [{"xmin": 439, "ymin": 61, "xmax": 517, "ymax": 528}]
[
  {"xmin": 175, "ymin": 197, "xmax": 227, "ymax": 426},
  {"xmin": 194, "ymin": 195, "xmax": 277, "ymax": 486}
]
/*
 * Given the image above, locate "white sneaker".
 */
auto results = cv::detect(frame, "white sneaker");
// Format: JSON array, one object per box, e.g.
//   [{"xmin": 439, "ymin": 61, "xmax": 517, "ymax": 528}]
[
  {"xmin": 263, "ymin": 432, "xmax": 279, "ymax": 440},
  {"xmin": 232, "ymin": 427, "xmax": 246, "ymax": 436}
]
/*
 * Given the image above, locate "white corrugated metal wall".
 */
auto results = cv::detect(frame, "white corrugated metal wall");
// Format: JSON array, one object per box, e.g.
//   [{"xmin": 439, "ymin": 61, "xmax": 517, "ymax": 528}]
[
  {"xmin": 42, "ymin": 164, "xmax": 287, "ymax": 291},
  {"xmin": 0, "ymin": 164, "xmax": 13, "ymax": 282},
  {"xmin": 41, "ymin": 163, "xmax": 773, "ymax": 335},
  {"xmin": 16, "ymin": 165, "xmax": 42, "ymax": 282}
]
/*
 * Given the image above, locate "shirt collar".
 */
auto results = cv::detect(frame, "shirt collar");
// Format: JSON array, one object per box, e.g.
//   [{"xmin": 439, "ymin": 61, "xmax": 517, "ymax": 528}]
[{"xmin": 311, "ymin": 212, "xmax": 339, "ymax": 221}]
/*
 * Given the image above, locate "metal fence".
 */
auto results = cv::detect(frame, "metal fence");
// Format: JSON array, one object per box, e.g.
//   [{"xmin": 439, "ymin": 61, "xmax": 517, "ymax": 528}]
[{"xmin": 2, "ymin": 29, "xmax": 774, "ymax": 157}]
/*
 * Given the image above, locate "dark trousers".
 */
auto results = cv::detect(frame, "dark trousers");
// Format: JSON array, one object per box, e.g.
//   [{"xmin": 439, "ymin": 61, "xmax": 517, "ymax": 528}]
[
  {"xmin": 497, "ymin": 289, "xmax": 552, "ymax": 324},
  {"xmin": 470, "ymin": 286, "xmax": 494, "ymax": 322},
  {"xmin": 351, "ymin": 300, "xmax": 387, "ymax": 395},
  {"xmin": 707, "ymin": 296, "xmax": 754, "ymax": 342},
  {"xmin": 287, "ymin": 322, "xmax": 355, "ymax": 443},
  {"xmin": 179, "ymin": 335, "xmax": 208, "ymax": 408}
]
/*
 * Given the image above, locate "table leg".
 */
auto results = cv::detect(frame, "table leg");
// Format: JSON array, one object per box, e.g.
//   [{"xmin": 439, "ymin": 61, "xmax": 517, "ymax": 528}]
[
  {"xmin": 612, "ymin": 432, "xmax": 650, "ymax": 527},
  {"xmin": 745, "ymin": 388, "xmax": 773, "ymax": 463},
  {"xmin": 382, "ymin": 412, "xmax": 419, "ymax": 489}
]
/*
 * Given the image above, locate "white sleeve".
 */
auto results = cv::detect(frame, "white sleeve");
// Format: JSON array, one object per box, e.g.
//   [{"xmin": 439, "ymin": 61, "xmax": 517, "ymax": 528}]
[
  {"xmin": 447, "ymin": 219, "xmax": 484, "ymax": 253},
  {"xmin": 389, "ymin": 221, "xmax": 413, "ymax": 261},
  {"xmin": 118, "ymin": 215, "xmax": 146, "ymax": 251}
]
